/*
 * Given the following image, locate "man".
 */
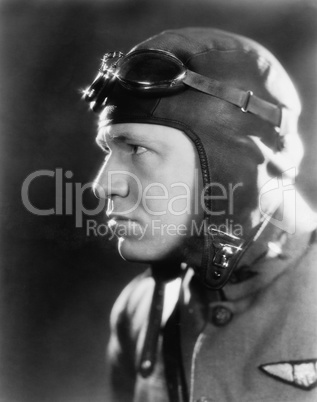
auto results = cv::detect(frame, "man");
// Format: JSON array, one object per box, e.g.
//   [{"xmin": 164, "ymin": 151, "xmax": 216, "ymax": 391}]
[{"xmin": 84, "ymin": 28, "xmax": 317, "ymax": 401}]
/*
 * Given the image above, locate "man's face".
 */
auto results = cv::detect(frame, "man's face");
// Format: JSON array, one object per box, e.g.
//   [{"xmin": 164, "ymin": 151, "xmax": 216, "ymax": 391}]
[{"xmin": 93, "ymin": 123, "xmax": 204, "ymax": 263}]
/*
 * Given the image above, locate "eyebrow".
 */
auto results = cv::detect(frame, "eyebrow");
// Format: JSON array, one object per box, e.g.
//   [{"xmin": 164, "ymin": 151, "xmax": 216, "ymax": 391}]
[{"xmin": 96, "ymin": 129, "xmax": 152, "ymax": 149}]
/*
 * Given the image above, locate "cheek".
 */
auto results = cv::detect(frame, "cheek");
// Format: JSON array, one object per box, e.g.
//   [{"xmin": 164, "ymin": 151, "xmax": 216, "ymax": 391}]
[
  {"xmin": 140, "ymin": 182, "xmax": 193, "ymax": 219},
  {"xmin": 169, "ymin": 185, "xmax": 193, "ymax": 214},
  {"xmin": 144, "ymin": 171, "xmax": 203, "ymax": 223},
  {"xmin": 142, "ymin": 193, "xmax": 170, "ymax": 216},
  {"xmin": 167, "ymin": 168, "xmax": 203, "ymax": 220}
]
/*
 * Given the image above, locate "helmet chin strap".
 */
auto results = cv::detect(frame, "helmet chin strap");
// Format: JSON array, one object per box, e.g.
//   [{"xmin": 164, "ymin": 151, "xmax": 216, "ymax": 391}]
[{"xmin": 199, "ymin": 203, "xmax": 280, "ymax": 289}]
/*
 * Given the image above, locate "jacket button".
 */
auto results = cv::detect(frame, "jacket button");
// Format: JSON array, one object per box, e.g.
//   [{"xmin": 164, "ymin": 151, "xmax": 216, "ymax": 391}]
[
  {"xmin": 211, "ymin": 305, "xmax": 232, "ymax": 326},
  {"xmin": 196, "ymin": 397, "xmax": 213, "ymax": 402}
]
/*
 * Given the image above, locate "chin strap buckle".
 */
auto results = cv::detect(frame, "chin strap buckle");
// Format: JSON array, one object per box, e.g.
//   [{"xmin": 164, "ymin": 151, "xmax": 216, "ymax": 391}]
[
  {"xmin": 204, "ymin": 229, "xmax": 244, "ymax": 288},
  {"xmin": 213, "ymin": 243, "xmax": 241, "ymax": 269},
  {"xmin": 241, "ymin": 90, "xmax": 253, "ymax": 113}
]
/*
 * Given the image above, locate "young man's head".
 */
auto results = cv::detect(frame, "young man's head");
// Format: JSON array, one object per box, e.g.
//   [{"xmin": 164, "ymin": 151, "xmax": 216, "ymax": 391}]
[
  {"xmin": 93, "ymin": 122, "xmax": 203, "ymax": 264},
  {"xmin": 85, "ymin": 27, "xmax": 302, "ymax": 288}
]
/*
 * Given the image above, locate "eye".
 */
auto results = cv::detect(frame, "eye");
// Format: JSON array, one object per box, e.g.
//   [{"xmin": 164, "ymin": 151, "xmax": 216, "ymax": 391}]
[{"xmin": 132, "ymin": 145, "xmax": 147, "ymax": 155}]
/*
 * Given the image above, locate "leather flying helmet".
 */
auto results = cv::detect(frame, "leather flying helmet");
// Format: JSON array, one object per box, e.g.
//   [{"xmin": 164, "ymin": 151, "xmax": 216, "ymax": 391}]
[{"xmin": 84, "ymin": 28, "xmax": 303, "ymax": 289}]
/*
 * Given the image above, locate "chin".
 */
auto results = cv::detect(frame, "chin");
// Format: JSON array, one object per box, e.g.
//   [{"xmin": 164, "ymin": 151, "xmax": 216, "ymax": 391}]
[
  {"xmin": 117, "ymin": 237, "xmax": 182, "ymax": 263},
  {"xmin": 117, "ymin": 237, "xmax": 151, "ymax": 262}
]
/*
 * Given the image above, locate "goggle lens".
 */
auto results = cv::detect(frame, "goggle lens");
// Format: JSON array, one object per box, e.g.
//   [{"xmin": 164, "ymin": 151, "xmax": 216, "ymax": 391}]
[{"xmin": 118, "ymin": 51, "xmax": 185, "ymax": 89}]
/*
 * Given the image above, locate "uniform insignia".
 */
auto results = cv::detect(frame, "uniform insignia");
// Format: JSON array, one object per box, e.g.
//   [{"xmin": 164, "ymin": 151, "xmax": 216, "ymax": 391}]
[{"xmin": 259, "ymin": 359, "xmax": 317, "ymax": 390}]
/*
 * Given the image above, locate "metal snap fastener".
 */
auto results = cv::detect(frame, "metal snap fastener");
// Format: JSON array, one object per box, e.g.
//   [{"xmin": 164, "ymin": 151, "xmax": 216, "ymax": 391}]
[{"xmin": 211, "ymin": 305, "xmax": 233, "ymax": 326}]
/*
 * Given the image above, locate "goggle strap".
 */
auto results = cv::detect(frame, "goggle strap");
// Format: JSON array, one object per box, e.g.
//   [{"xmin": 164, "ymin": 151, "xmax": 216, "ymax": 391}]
[
  {"xmin": 279, "ymin": 107, "xmax": 298, "ymax": 137},
  {"xmin": 184, "ymin": 70, "xmax": 282, "ymax": 129}
]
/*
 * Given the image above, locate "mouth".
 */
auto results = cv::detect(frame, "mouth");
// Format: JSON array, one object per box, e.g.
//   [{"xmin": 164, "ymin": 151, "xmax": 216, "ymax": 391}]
[
  {"xmin": 108, "ymin": 217, "xmax": 143, "ymax": 237},
  {"xmin": 108, "ymin": 216, "xmax": 131, "ymax": 225},
  {"xmin": 108, "ymin": 214, "xmax": 134, "ymax": 223}
]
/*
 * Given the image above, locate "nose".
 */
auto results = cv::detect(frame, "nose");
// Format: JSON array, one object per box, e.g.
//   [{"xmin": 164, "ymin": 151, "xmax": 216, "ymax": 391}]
[{"xmin": 92, "ymin": 158, "xmax": 129, "ymax": 200}]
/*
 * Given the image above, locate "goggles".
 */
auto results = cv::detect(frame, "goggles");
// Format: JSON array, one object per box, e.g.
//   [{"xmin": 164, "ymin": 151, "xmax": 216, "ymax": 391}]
[{"xmin": 83, "ymin": 49, "xmax": 283, "ymax": 129}]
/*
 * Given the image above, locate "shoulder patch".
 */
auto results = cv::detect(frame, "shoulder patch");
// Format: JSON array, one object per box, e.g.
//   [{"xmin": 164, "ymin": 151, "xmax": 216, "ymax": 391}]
[{"xmin": 259, "ymin": 359, "xmax": 317, "ymax": 390}]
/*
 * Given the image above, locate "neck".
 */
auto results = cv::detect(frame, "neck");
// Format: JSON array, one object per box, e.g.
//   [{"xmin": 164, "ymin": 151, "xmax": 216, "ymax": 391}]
[{"xmin": 151, "ymin": 260, "xmax": 183, "ymax": 282}]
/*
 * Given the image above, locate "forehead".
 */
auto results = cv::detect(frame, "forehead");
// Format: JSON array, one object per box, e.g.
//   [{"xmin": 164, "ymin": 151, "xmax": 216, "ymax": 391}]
[{"xmin": 96, "ymin": 122, "xmax": 190, "ymax": 146}]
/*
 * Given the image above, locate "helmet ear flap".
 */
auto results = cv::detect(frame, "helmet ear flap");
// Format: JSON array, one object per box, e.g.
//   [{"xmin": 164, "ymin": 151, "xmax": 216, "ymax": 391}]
[{"xmin": 84, "ymin": 73, "xmax": 117, "ymax": 113}]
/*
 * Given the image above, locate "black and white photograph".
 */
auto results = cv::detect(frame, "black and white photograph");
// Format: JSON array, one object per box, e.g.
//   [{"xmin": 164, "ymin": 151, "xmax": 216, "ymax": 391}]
[{"xmin": 1, "ymin": 1, "xmax": 317, "ymax": 401}]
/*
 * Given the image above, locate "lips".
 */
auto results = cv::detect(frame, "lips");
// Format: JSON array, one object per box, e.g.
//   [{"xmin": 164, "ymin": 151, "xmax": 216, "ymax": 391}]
[
  {"xmin": 108, "ymin": 217, "xmax": 132, "ymax": 227},
  {"xmin": 107, "ymin": 216, "xmax": 144, "ymax": 238},
  {"xmin": 107, "ymin": 213, "xmax": 136, "ymax": 223}
]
